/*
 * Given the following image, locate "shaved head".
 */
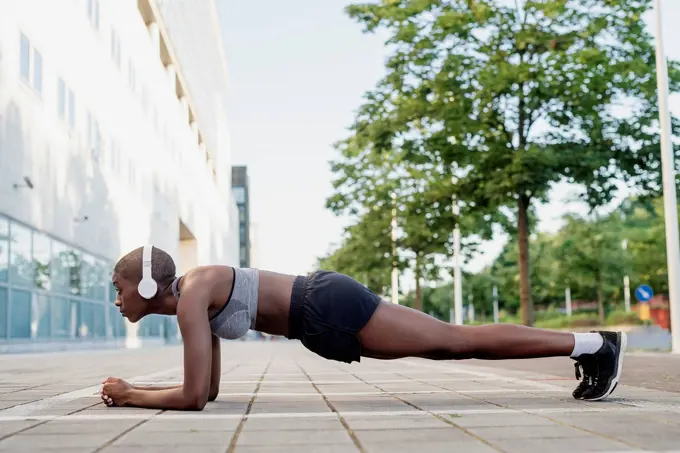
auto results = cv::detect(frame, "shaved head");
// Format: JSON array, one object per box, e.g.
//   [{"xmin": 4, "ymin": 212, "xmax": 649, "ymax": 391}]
[{"xmin": 114, "ymin": 246, "xmax": 176, "ymax": 289}]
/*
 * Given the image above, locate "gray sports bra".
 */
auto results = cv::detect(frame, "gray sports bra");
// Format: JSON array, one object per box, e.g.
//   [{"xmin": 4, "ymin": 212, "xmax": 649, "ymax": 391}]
[{"xmin": 171, "ymin": 267, "xmax": 259, "ymax": 340}]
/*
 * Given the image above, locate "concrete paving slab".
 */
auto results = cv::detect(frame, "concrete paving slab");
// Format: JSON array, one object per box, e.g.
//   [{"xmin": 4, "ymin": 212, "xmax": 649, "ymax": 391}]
[{"xmin": 1, "ymin": 341, "xmax": 680, "ymax": 453}]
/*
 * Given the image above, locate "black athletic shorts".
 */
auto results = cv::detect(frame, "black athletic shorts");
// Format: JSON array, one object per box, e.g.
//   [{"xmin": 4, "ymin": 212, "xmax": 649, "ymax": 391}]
[{"xmin": 287, "ymin": 270, "xmax": 382, "ymax": 363}]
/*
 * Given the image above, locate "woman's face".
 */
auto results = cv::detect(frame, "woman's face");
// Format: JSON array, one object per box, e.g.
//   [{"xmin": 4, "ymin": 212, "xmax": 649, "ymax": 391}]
[{"xmin": 111, "ymin": 272, "xmax": 147, "ymax": 323}]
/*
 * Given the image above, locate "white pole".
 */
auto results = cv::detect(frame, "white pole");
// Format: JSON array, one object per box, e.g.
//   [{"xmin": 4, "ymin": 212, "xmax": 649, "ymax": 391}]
[
  {"xmin": 624, "ymin": 275, "xmax": 631, "ymax": 313},
  {"xmin": 622, "ymin": 239, "xmax": 631, "ymax": 313},
  {"xmin": 452, "ymin": 175, "xmax": 464, "ymax": 324},
  {"xmin": 565, "ymin": 286, "xmax": 572, "ymax": 317},
  {"xmin": 453, "ymin": 216, "xmax": 463, "ymax": 325},
  {"xmin": 391, "ymin": 192, "xmax": 399, "ymax": 305},
  {"xmin": 654, "ymin": 0, "xmax": 680, "ymax": 353},
  {"xmin": 492, "ymin": 285, "xmax": 499, "ymax": 324}
]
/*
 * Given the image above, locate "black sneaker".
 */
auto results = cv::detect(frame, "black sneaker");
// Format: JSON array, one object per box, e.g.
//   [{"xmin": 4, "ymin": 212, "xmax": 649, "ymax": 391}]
[{"xmin": 572, "ymin": 331, "xmax": 627, "ymax": 401}]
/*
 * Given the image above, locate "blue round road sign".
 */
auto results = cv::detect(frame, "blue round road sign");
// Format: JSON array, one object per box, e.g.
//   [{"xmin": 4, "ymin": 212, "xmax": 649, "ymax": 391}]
[{"xmin": 635, "ymin": 284, "xmax": 654, "ymax": 303}]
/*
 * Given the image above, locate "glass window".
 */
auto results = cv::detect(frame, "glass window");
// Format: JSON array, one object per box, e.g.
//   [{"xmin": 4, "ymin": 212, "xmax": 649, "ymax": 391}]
[
  {"xmin": 33, "ymin": 293, "xmax": 50, "ymax": 338},
  {"xmin": 240, "ymin": 245, "xmax": 247, "ymax": 263},
  {"xmin": 80, "ymin": 253, "xmax": 94, "ymax": 298},
  {"xmin": 79, "ymin": 301, "xmax": 94, "ymax": 338},
  {"xmin": 238, "ymin": 205, "xmax": 246, "ymax": 223},
  {"xmin": 10, "ymin": 289, "xmax": 31, "ymax": 339},
  {"xmin": 50, "ymin": 241, "xmax": 70, "ymax": 294},
  {"xmin": 88, "ymin": 0, "xmax": 99, "ymax": 29},
  {"xmin": 87, "ymin": 114, "xmax": 101, "ymax": 162},
  {"xmin": 0, "ymin": 288, "xmax": 7, "ymax": 338},
  {"xmin": 9, "ymin": 222, "xmax": 33, "ymax": 287},
  {"xmin": 33, "ymin": 232, "xmax": 51, "ymax": 290},
  {"xmin": 67, "ymin": 249, "xmax": 82, "ymax": 296},
  {"xmin": 233, "ymin": 187, "xmax": 246, "ymax": 204},
  {"xmin": 94, "ymin": 259, "xmax": 108, "ymax": 301},
  {"xmin": 20, "ymin": 33, "xmax": 30, "ymax": 81},
  {"xmin": 108, "ymin": 305, "xmax": 117, "ymax": 337},
  {"xmin": 93, "ymin": 303, "xmax": 106, "ymax": 337},
  {"xmin": 58, "ymin": 78, "xmax": 66, "ymax": 120},
  {"xmin": 51, "ymin": 296, "xmax": 70, "ymax": 338},
  {"xmin": 81, "ymin": 254, "xmax": 106, "ymax": 300},
  {"xmin": 240, "ymin": 224, "xmax": 246, "ymax": 240},
  {"xmin": 0, "ymin": 217, "xmax": 8, "ymax": 282},
  {"xmin": 68, "ymin": 89, "xmax": 76, "ymax": 129},
  {"xmin": 32, "ymin": 49, "xmax": 42, "ymax": 95},
  {"xmin": 109, "ymin": 304, "xmax": 125, "ymax": 338}
]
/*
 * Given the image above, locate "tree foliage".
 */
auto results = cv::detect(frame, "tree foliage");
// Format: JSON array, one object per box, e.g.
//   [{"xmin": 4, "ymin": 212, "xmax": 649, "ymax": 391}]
[
  {"xmin": 328, "ymin": 0, "xmax": 680, "ymax": 326},
  {"xmin": 397, "ymin": 196, "xmax": 676, "ymax": 322}
]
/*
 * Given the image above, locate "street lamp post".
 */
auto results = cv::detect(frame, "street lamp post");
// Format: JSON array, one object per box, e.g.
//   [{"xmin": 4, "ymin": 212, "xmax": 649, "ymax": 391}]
[
  {"xmin": 452, "ymin": 177, "xmax": 463, "ymax": 325},
  {"xmin": 622, "ymin": 239, "xmax": 631, "ymax": 313},
  {"xmin": 653, "ymin": 0, "xmax": 680, "ymax": 353},
  {"xmin": 391, "ymin": 192, "xmax": 399, "ymax": 305},
  {"xmin": 565, "ymin": 286, "xmax": 572, "ymax": 317}
]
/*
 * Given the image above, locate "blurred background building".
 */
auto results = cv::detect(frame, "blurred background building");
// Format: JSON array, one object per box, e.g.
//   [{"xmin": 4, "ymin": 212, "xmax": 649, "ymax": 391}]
[
  {"xmin": 231, "ymin": 166, "xmax": 250, "ymax": 268},
  {"xmin": 0, "ymin": 0, "xmax": 241, "ymax": 352}
]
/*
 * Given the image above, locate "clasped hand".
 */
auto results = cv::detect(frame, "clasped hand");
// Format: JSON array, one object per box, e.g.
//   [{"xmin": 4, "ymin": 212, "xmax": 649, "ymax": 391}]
[{"xmin": 100, "ymin": 377, "xmax": 132, "ymax": 407}]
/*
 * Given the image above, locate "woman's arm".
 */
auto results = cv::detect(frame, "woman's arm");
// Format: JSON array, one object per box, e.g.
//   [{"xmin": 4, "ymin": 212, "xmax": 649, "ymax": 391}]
[
  {"xmin": 209, "ymin": 334, "xmax": 221, "ymax": 401},
  {"xmin": 123, "ymin": 335, "xmax": 219, "ymax": 398},
  {"xmin": 133, "ymin": 384, "xmax": 183, "ymax": 391},
  {"xmin": 102, "ymin": 285, "xmax": 214, "ymax": 411}
]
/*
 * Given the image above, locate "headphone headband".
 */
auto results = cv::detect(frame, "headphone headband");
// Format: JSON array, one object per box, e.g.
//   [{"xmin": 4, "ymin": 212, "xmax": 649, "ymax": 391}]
[
  {"xmin": 142, "ymin": 244, "xmax": 152, "ymax": 279},
  {"xmin": 138, "ymin": 245, "xmax": 158, "ymax": 299}
]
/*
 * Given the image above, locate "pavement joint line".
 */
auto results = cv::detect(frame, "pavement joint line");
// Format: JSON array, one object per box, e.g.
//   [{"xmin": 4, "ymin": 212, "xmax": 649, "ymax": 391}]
[
  {"xmin": 398, "ymin": 362, "xmax": 680, "ymax": 430},
  {"xmin": 400, "ymin": 359, "xmax": 567, "ymax": 391},
  {"xmin": 349, "ymin": 372, "xmax": 508, "ymax": 453},
  {"xmin": 0, "ymin": 405, "xmax": 673, "ymax": 423},
  {"xmin": 75, "ymin": 389, "xmax": 566, "ymax": 398},
  {"xmin": 130, "ymin": 377, "xmax": 510, "ymax": 385},
  {"xmin": 0, "ymin": 367, "xmax": 182, "ymax": 418},
  {"xmin": 0, "ymin": 399, "xmax": 111, "ymax": 443},
  {"xmin": 299, "ymin": 363, "xmax": 365, "ymax": 453},
  {"xmin": 91, "ymin": 410, "xmax": 164, "ymax": 453},
  {"xmin": 226, "ymin": 361, "xmax": 271, "ymax": 453},
  {"xmin": 399, "ymin": 371, "xmax": 645, "ymax": 451},
  {"xmin": 0, "ymin": 382, "xmax": 55, "ymax": 397}
]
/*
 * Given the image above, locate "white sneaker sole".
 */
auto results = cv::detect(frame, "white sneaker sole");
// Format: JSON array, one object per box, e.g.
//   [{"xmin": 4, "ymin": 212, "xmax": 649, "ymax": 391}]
[{"xmin": 584, "ymin": 332, "xmax": 627, "ymax": 401}]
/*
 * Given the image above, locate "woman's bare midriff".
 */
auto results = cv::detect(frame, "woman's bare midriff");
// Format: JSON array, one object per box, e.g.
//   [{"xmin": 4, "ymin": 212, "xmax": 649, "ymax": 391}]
[
  {"xmin": 196, "ymin": 266, "xmax": 296, "ymax": 338},
  {"xmin": 254, "ymin": 270, "xmax": 296, "ymax": 337}
]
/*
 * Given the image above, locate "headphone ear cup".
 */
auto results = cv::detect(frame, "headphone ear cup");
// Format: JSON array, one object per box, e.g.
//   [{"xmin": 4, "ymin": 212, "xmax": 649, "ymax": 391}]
[{"xmin": 138, "ymin": 278, "xmax": 157, "ymax": 299}]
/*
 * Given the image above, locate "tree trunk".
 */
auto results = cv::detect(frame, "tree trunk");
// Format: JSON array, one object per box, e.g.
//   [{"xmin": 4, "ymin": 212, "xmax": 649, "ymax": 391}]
[
  {"xmin": 414, "ymin": 254, "xmax": 422, "ymax": 312},
  {"xmin": 517, "ymin": 195, "xmax": 534, "ymax": 326},
  {"xmin": 596, "ymin": 269, "xmax": 605, "ymax": 325}
]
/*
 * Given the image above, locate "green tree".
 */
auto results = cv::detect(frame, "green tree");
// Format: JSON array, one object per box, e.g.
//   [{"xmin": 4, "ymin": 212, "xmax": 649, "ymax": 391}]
[
  {"xmin": 334, "ymin": 0, "xmax": 680, "ymax": 326},
  {"xmin": 556, "ymin": 213, "xmax": 626, "ymax": 324},
  {"xmin": 487, "ymin": 232, "xmax": 562, "ymax": 313},
  {"xmin": 317, "ymin": 205, "xmax": 396, "ymax": 296},
  {"xmin": 618, "ymin": 197, "xmax": 680, "ymax": 296}
]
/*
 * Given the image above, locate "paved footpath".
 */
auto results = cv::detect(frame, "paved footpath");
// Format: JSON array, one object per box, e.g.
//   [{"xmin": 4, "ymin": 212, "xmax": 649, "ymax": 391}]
[{"xmin": 1, "ymin": 341, "xmax": 680, "ymax": 453}]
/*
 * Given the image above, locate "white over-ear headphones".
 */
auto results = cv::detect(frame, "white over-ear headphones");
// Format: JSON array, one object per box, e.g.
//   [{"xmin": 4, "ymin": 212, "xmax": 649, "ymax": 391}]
[{"xmin": 137, "ymin": 245, "xmax": 158, "ymax": 299}]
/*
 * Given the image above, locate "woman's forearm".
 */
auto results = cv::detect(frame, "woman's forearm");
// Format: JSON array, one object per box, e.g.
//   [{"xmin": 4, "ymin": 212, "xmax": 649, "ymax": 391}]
[
  {"xmin": 133, "ymin": 384, "xmax": 183, "ymax": 391},
  {"xmin": 125, "ymin": 387, "xmax": 206, "ymax": 411}
]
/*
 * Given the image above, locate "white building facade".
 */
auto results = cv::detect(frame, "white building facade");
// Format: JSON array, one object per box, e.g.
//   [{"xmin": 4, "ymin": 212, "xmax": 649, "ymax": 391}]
[{"xmin": 0, "ymin": 0, "xmax": 240, "ymax": 351}]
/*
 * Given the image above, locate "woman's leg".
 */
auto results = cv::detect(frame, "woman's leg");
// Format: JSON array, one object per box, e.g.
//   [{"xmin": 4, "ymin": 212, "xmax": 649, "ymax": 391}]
[
  {"xmin": 357, "ymin": 301, "xmax": 575, "ymax": 360},
  {"xmin": 356, "ymin": 301, "xmax": 626, "ymax": 402}
]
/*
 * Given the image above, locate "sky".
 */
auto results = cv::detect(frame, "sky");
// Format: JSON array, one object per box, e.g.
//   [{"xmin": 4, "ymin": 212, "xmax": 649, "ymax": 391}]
[{"xmin": 217, "ymin": 0, "xmax": 680, "ymax": 285}]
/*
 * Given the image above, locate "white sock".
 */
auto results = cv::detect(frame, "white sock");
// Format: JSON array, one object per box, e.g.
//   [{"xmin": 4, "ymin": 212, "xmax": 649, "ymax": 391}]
[{"xmin": 570, "ymin": 333, "xmax": 604, "ymax": 358}]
